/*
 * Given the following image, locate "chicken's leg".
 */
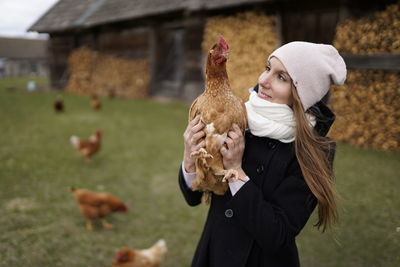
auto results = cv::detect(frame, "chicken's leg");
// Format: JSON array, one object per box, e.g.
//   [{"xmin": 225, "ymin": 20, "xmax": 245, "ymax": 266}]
[
  {"xmin": 220, "ymin": 169, "xmax": 248, "ymax": 183},
  {"xmin": 101, "ymin": 219, "xmax": 114, "ymax": 230},
  {"xmin": 191, "ymin": 148, "xmax": 213, "ymax": 169},
  {"xmin": 86, "ymin": 220, "xmax": 94, "ymax": 231},
  {"xmin": 84, "ymin": 156, "xmax": 92, "ymax": 163}
]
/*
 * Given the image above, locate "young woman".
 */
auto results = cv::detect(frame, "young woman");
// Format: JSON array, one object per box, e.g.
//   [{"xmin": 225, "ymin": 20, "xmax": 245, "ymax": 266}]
[{"xmin": 179, "ymin": 41, "xmax": 347, "ymax": 267}]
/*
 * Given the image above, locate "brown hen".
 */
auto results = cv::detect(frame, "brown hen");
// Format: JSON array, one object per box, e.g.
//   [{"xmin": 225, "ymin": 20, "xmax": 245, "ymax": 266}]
[
  {"xmin": 112, "ymin": 239, "xmax": 167, "ymax": 267},
  {"xmin": 54, "ymin": 95, "xmax": 64, "ymax": 113},
  {"xmin": 189, "ymin": 36, "xmax": 247, "ymax": 202},
  {"xmin": 91, "ymin": 94, "xmax": 101, "ymax": 110},
  {"xmin": 71, "ymin": 188, "xmax": 128, "ymax": 231},
  {"xmin": 70, "ymin": 130, "xmax": 102, "ymax": 162}
]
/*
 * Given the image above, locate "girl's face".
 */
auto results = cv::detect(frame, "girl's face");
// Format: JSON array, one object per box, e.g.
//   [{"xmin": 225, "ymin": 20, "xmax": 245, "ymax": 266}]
[{"xmin": 258, "ymin": 57, "xmax": 293, "ymax": 106}]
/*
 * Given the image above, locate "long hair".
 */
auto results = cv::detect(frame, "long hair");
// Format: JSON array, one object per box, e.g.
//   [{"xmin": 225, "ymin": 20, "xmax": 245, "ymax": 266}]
[{"xmin": 291, "ymin": 86, "xmax": 339, "ymax": 232}]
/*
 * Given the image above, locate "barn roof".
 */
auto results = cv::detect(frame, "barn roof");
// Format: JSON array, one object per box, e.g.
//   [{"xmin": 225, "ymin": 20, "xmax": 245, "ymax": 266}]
[
  {"xmin": 0, "ymin": 37, "xmax": 47, "ymax": 59},
  {"xmin": 29, "ymin": 0, "xmax": 268, "ymax": 33}
]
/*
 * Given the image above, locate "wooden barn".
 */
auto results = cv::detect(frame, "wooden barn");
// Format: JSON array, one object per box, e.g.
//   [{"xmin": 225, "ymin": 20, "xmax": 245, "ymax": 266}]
[{"xmin": 29, "ymin": 0, "xmax": 398, "ymax": 100}]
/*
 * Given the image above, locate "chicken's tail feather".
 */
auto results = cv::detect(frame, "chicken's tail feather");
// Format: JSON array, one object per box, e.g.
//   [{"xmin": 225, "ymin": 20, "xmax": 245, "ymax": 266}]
[
  {"xmin": 154, "ymin": 239, "xmax": 167, "ymax": 252},
  {"xmin": 70, "ymin": 136, "xmax": 80, "ymax": 148}
]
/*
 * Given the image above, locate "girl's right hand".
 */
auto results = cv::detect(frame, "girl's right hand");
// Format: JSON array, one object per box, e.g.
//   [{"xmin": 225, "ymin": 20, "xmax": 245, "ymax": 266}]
[{"xmin": 183, "ymin": 115, "xmax": 205, "ymax": 173}]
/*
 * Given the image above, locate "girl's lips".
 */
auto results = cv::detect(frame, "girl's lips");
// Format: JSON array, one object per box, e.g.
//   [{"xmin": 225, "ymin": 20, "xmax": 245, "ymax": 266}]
[{"xmin": 258, "ymin": 88, "xmax": 272, "ymax": 100}]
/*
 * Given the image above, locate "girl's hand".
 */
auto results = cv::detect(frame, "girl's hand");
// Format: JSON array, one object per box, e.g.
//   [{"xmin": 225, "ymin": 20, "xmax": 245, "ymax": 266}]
[
  {"xmin": 220, "ymin": 123, "xmax": 245, "ymax": 172},
  {"xmin": 183, "ymin": 115, "xmax": 205, "ymax": 173}
]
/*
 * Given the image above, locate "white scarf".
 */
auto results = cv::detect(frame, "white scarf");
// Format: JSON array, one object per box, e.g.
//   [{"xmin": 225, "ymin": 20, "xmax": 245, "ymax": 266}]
[{"xmin": 245, "ymin": 91, "xmax": 316, "ymax": 143}]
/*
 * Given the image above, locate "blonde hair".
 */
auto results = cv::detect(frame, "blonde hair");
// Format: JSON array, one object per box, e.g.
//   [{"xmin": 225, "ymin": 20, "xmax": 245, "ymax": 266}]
[{"xmin": 291, "ymin": 86, "xmax": 339, "ymax": 232}]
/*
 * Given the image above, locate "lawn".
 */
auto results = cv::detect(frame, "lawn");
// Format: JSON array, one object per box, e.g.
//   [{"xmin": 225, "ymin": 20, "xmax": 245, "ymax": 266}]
[{"xmin": 0, "ymin": 78, "xmax": 399, "ymax": 266}]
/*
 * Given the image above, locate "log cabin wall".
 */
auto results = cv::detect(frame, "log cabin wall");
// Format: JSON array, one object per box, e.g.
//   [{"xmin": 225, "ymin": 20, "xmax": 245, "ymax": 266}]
[
  {"xmin": 48, "ymin": 34, "xmax": 75, "ymax": 89},
  {"xmin": 97, "ymin": 27, "xmax": 150, "ymax": 60},
  {"xmin": 181, "ymin": 18, "xmax": 205, "ymax": 100},
  {"xmin": 151, "ymin": 23, "xmax": 185, "ymax": 98},
  {"xmin": 48, "ymin": 24, "xmax": 152, "ymax": 89},
  {"xmin": 150, "ymin": 16, "xmax": 205, "ymax": 99}
]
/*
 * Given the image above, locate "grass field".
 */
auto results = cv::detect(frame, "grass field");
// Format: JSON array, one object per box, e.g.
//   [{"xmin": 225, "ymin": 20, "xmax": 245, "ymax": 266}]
[{"xmin": 0, "ymin": 77, "xmax": 399, "ymax": 266}]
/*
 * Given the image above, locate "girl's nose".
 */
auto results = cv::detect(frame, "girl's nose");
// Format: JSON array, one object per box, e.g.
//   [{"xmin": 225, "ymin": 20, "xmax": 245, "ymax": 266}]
[{"xmin": 259, "ymin": 72, "xmax": 271, "ymax": 88}]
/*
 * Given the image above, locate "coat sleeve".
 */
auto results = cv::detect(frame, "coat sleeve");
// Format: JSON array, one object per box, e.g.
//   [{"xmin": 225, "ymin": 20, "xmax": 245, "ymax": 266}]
[
  {"xmin": 226, "ymin": 159, "xmax": 317, "ymax": 253},
  {"xmin": 178, "ymin": 165, "xmax": 203, "ymax": 206}
]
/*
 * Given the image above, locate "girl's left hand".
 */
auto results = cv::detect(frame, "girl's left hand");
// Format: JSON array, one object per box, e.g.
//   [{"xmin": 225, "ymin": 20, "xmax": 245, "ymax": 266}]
[{"xmin": 220, "ymin": 123, "xmax": 245, "ymax": 171}]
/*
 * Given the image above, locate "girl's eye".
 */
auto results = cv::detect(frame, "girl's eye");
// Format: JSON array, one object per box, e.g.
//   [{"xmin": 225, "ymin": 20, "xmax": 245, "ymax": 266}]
[
  {"xmin": 265, "ymin": 65, "xmax": 271, "ymax": 71},
  {"xmin": 278, "ymin": 74, "xmax": 286, "ymax": 81}
]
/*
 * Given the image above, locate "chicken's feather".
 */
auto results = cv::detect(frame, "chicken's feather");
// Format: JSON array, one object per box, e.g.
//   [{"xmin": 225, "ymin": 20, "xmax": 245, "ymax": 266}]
[{"xmin": 189, "ymin": 36, "xmax": 247, "ymax": 199}]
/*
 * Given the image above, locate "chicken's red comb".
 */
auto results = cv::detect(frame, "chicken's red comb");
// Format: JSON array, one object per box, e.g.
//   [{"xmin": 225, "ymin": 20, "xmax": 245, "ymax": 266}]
[
  {"xmin": 218, "ymin": 35, "xmax": 229, "ymax": 51},
  {"xmin": 115, "ymin": 251, "xmax": 127, "ymax": 262}
]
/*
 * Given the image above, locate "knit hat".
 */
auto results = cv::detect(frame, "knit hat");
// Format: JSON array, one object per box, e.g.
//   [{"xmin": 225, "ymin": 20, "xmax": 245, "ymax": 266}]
[{"xmin": 269, "ymin": 41, "xmax": 347, "ymax": 110}]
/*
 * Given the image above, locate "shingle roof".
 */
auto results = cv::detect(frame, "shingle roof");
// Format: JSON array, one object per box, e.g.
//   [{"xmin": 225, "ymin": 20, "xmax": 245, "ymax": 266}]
[
  {"xmin": 0, "ymin": 37, "xmax": 47, "ymax": 59},
  {"xmin": 29, "ymin": 0, "xmax": 101, "ymax": 33},
  {"xmin": 83, "ymin": 0, "xmax": 188, "ymax": 27},
  {"xmin": 29, "ymin": 0, "xmax": 268, "ymax": 33}
]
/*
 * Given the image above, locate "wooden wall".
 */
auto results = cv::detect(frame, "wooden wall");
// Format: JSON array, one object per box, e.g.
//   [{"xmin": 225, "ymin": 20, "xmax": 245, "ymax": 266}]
[
  {"xmin": 149, "ymin": 17, "xmax": 205, "ymax": 99},
  {"xmin": 48, "ymin": 26, "xmax": 151, "ymax": 89},
  {"xmin": 98, "ymin": 27, "xmax": 150, "ymax": 59},
  {"xmin": 48, "ymin": 34, "xmax": 75, "ymax": 89}
]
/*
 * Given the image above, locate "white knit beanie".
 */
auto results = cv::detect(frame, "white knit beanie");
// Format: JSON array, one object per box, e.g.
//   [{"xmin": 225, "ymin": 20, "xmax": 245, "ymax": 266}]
[{"xmin": 269, "ymin": 41, "xmax": 347, "ymax": 110}]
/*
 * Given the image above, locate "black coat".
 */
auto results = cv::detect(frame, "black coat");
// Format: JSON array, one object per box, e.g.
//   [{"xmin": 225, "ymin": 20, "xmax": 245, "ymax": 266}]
[{"xmin": 179, "ymin": 100, "xmax": 336, "ymax": 267}]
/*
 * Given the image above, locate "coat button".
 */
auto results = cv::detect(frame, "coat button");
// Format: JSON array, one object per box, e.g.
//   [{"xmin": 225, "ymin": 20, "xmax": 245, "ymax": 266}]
[
  {"xmin": 256, "ymin": 164, "xmax": 264, "ymax": 174},
  {"xmin": 225, "ymin": 209, "xmax": 233, "ymax": 218}
]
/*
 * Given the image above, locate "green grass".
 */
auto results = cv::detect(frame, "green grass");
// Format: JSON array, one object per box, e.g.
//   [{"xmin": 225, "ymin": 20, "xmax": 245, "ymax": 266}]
[
  {"xmin": 0, "ymin": 77, "xmax": 399, "ymax": 266},
  {"xmin": 298, "ymin": 144, "xmax": 400, "ymax": 267},
  {"xmin": 0, "ymin": 76, "xmax": 49, "ymax": 92}
]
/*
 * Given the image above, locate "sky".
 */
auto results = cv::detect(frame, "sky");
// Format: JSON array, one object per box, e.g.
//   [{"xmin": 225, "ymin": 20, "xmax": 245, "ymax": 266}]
[{"xmin": 0, "ymin": 0, "xmax": 59, "ymax": 39}]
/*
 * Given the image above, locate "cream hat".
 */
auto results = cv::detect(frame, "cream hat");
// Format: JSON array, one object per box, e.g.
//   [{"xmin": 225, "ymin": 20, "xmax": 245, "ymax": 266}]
[{"xmin": 269, "ymin": 41, "xmax": 347, "ymax": 110}]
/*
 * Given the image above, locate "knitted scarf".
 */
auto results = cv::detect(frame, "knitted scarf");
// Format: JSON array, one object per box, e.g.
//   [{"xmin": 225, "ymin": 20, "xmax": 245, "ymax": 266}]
[{"xmin": 245, "ymin": 91, "xmax": 315, "ymax": 143}]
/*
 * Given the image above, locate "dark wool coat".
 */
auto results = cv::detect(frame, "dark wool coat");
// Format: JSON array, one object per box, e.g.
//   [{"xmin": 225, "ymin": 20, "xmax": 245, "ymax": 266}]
[{"xmin": 179, "ymin": 99, "xmax": 336, "ymax": 267}]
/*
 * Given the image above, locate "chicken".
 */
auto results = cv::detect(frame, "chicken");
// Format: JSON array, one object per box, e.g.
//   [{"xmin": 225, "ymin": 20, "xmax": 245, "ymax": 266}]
[
  {"xmin": 189, "ymin": 36, "xmax": 247, "ymax": 202},
  {"xmin": 70, "ymin": 130, "xmax": 102, "ymax": 162},
  {"xmin": 91, "ymin": 94, "xmax": 101, "ymax": 110},
  {"xmin": 71, "ymin": 187, "xmax": 128, "ymax": 231},
  {"xmin": 54, "ymin": 95, "xmax": 64, "ymax": 112},
  {"xmin": 108, "ymin": 88, "xmax": 116, "ymax": 99},
  {"xmin": 112, "ymin": 239, "xmax": 167, "ymax": 267}
]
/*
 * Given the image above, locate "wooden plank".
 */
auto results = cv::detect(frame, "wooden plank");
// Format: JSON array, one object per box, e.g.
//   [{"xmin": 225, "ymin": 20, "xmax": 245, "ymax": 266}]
[{"xmin": 341, "ymin": 54, "xmax": 400, "ymax": 71}]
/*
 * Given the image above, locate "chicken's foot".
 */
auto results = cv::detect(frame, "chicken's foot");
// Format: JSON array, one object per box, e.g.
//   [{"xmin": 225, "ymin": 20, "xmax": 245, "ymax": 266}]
[
  {"xmin": 84, "ymin": 157, "xmax": 92, "ymax": 163},
  {"xmin": 101, "ymin": 219, "xmax": 114, "ymax": 230},
  {"xmin": 191, "ymin": 148, "xmax": 213, "ymax": 169},
  {"xmin": 86, "ymin": 220, "xmax": 94, "ymax": 231},
  {"xmin": 220, "ymin": 169, "xmax": 248, "ymax": 183},
  {"xmin": 190, "ymin": 148, "xmax": 213, "ymax": 159}
]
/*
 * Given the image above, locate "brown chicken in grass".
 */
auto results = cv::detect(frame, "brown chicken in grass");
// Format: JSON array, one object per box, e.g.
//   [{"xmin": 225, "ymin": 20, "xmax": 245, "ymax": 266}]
[
  {"xmin": 54, "ymin": 95, "xmax": 64, "ymax": 113},
  {"xmin": 91, "ymin": 94, "xmax": 101, "ymax": 110},
  {"xmin": 189, "ymin": 36, "xmax": 247, "ymax": 202},
  {"xmin": 71, "ymin": 188, "xmax": 128, "ymax": 231},
  {"xmin": 112, "ymin": 239, "xmax": 167, "ymax": 267},
  {"xmin": 70, "ymin": 130, "xmax": 102, "ymax": 162}
]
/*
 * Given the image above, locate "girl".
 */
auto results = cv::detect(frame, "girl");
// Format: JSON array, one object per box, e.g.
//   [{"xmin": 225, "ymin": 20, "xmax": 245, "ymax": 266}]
[{"xmin": 179, "ymin": 41, "xmax": 347, "ymax": 267}]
